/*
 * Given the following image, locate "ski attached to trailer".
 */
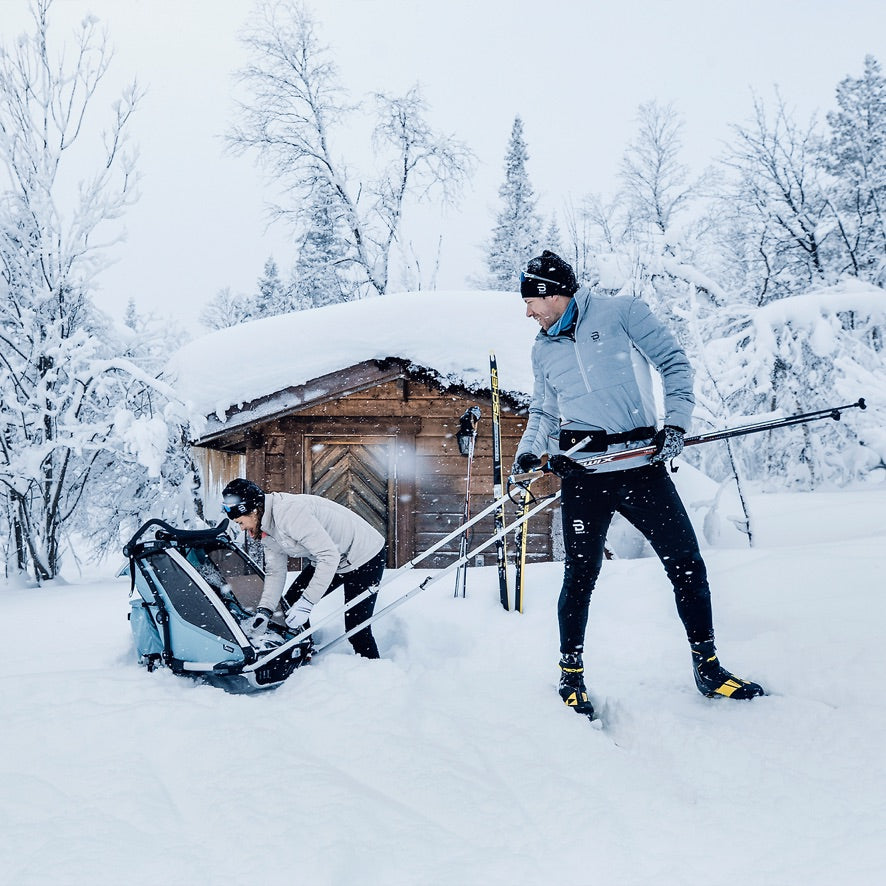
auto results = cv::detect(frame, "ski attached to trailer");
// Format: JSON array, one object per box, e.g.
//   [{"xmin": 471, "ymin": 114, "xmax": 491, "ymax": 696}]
[
  {"xmin": 237, "ymin": 430, "xmax": 630, "ymax": 681},
  {"xmin": 241, "ymin": 483, "xmax": 565, "ymax": 685},
  {"xmin": 489, "ymin": 352, "xmax": 510, "ymax": 611}
]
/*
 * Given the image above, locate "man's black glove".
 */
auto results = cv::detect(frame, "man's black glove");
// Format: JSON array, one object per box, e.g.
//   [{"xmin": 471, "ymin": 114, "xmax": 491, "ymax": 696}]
[
  {"xmin": 649, "ymin": 426, "xmax": 685, "ymax": 463},
  {"xmin": 513, "ymin": 452, "xmax": 542, "ymax": 475},
  {"xmin": 548, "ymin": 454, "xmax": 585, "ymax": 479}
]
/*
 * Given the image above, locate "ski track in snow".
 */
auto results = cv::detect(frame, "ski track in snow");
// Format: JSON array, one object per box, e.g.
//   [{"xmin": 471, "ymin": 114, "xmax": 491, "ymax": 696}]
[{"xmin": 2, "ymin": 488, "xmax": 886, "ymax": 885}]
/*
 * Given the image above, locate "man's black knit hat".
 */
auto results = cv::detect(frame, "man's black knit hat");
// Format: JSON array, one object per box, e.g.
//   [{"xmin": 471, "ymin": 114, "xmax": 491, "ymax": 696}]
[{"xmin": 520, "ymin": 250, "xmax": 579, "ymax": 298}]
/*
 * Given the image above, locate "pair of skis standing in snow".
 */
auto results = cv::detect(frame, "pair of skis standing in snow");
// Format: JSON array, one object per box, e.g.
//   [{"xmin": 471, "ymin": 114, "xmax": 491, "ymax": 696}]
[
  {"xmin": 225, "ymin": 249, "xmax": 865, "ymax": 721},
  {"xmin": 450, "ymin": 354, "xmax": 529, "ymax": 614}
]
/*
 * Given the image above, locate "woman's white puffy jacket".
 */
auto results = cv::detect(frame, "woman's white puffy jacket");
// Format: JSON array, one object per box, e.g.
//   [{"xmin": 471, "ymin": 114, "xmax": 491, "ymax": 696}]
[{"xmin": 257, "ymin": 493, "xmax": 384, "ymax": 612}]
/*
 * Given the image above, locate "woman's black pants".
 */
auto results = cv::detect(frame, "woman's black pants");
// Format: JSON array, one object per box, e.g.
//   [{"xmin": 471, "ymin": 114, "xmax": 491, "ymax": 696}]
[{"xmin": 283, "ymin": 545, "xmax": 386, "ymax": 658}]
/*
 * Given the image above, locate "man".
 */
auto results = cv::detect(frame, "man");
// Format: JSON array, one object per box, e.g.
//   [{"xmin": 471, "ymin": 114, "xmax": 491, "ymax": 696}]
[
  {"xmin": 513, "ymin": 250, "xmax": 764, "ymax": 719},
  {"xmin": 221, "ymin": 478, "xmax": 386, "ymax": 658}
]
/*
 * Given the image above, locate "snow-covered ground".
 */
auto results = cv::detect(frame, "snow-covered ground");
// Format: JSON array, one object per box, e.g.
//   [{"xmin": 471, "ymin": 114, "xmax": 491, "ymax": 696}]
[{"xmin": 2, "ymin": 485, "xmax": 885, "ymax": 886}]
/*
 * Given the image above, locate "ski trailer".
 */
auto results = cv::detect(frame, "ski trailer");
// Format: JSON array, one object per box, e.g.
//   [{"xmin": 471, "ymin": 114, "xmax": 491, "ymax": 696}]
[
  {"xmin": 489, "ymin": 352, "xmax": 510, "ymax": 610},
  {"xmin": 124, "ymin": 519, "xmax": 314, "ymax": 691},
  {"xmin": 124, "ymin": 398, "xmax": 865, "ymax": 692},
  {"xmin": 453, "ymin": 406, "xmax": 481, "ymax": 598}
]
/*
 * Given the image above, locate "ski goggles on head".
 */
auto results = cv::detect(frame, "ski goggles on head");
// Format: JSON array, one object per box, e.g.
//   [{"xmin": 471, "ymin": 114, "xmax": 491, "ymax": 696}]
[
  {"xmin": 222, "ymin": 495, "xmax": 250, "ymax": 517},
  {"xmin": 520, "ymin": 271, "xmax": 563, "ymax": 298}
]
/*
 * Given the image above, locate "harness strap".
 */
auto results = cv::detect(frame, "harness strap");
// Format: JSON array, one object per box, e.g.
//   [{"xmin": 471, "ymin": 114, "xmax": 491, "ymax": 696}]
[{"xmin": 559, "ymin": 426, "xmax": 655, "ymax": 454}]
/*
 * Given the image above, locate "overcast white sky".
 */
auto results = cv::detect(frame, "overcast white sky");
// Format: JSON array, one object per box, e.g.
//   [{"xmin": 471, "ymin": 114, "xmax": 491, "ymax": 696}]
[{"xmin": 3, "ymin": 0, "xmax": 886, "ymax": 330}]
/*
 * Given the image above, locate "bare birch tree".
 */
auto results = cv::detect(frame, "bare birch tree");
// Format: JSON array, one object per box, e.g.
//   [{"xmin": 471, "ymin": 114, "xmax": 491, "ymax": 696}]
[{"xmin": 228, "ymin": 0, "xmax": 475, "ymax": 299}]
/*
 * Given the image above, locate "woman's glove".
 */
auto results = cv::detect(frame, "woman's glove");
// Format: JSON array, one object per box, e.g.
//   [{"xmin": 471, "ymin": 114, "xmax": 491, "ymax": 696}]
[
  {"xmin": 285, "ymin": 597, "xmax": 315, "ymax": 629},
  {"xmin": 244, "ymin": 607, "xmax": 273, "ymax": 637},
  {"xmin": 649, "ymin": 426, "xmax": 685, "ymax": 463}
]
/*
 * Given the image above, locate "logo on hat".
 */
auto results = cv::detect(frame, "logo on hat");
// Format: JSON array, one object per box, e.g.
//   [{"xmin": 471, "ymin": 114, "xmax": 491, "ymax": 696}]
[{"xmin": 536, "ymin": 282, "xmax": 547, "ymax": 295}]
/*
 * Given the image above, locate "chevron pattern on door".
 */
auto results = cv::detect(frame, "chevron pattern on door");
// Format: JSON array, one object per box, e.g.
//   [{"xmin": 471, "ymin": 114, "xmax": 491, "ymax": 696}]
[{"xmin": 306, "ymin": 439, "xmax": 392, "ymax": 543}]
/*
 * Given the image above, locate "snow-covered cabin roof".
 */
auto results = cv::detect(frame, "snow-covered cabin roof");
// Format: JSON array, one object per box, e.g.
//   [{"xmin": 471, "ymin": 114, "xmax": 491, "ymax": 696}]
[{"xmin": 167, "ymin": 290, "xmax": 538, "ymax": 431}]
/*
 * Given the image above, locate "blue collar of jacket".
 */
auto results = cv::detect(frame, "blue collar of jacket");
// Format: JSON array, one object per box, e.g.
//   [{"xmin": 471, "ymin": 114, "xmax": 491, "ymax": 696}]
[{"xmin": 542, "ymin": 296, "xmax": 579, "ymax": 339}]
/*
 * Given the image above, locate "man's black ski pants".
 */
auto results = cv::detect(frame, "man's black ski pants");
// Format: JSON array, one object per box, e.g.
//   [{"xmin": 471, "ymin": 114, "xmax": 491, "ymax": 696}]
[{"xmin": 558, "ymin": 463, "xmax": 715, "ymax": 654}]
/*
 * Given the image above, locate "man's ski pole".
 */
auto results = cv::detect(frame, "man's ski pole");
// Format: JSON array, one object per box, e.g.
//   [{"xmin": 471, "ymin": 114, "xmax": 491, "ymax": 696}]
[
  {"xmin": 252, "ymin": 398, "xmax": 868, "ymax": 670},
  {"xmin": 513, "ymin": 399, "xmax": 868, "ymax": 480}
]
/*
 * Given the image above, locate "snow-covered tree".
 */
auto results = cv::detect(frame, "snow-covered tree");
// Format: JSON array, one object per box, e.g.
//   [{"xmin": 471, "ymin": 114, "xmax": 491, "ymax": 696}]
[
  {"xmin": 544, "ymin": 215, "xmax": 563, "ymax": 257},
  {"xmin": 0, "ymin": 1, "xmax": 195, "ymax": 581},
  {"xmin": 484, "ymin": 115, "xmax": 542, "ymax": 289},
  {"xmin": 255, "ymin": 257, "xmax": 287, "ymax": 314},
  {"xmin": 699, "ymin": 282, "xmax": 884, "ymax": 488},
  {"xmin": 70, "ymin": 311, "xmax": 202, "ymax": 561},
  {"xmin": 292, "ymin": 179, "xmax": 349, "ymax": 308},
  {"xmin": 821, "ymin": 55, "xmax": 886, "ymax": 283},
  {"xmin": 199, "ymin": 286, "xmax": 255, "ymax": 330},
  {"xmin": 619, "ymin": 101, "xmax": 695, "ymax": 241},
  {"xmin": 228, "ymin": 0, "xmax": 474, "ymax": 300},
  {"xmin": 715, "ymin": 93, "xmax": 836, "ymax": 304}
]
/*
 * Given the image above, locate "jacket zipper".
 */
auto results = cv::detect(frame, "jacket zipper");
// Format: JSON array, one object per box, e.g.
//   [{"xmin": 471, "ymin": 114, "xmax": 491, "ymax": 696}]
[{"xmin": 572, "ymin": 339, "xmax": 593, "ymax": 393}]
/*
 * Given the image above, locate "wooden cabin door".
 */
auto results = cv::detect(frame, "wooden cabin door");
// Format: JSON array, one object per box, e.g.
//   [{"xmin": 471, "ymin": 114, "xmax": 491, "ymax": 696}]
[{"xmin": 304, "ymin": 436, "xmax": 394, "ymax": 561}]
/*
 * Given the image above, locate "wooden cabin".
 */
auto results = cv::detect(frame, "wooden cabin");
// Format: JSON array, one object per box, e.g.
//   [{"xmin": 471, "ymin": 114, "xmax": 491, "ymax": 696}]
[{"xmin": 191, "ymin": 356, "xmax": 560, "ymax": 569}]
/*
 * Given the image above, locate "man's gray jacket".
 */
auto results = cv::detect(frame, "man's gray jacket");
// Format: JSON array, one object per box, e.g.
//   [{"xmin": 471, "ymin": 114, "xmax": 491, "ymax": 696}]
[{"xmin": 516, "ymin": 287, "xmax": 695, "ymax": 471}]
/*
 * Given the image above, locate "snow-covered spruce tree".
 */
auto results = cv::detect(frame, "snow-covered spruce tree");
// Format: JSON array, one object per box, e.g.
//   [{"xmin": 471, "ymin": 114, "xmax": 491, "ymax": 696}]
[
  {"xmin": 254, "ymin": 257, "xmax": 288, "ymax": 315},
  {"xmin": 228, "ymin": 0, "xmax": 474, "ymax": 300},
  {"xmin": 484, "ymin": 115, "xmax": 542, "ymax": 289},
  {"xmin": 821, "ymin": 55, "xmax": 886, "ymax": 283},
  {"xmin": 544, "ymin": 215, "xmax": 563, "ymax": 257},
  {"xmin": 251, "ymin": 256, "xmax": 310, "ymax": 317},
  {"xmin": 291, "ymin": 178, "xmax": 350, "ymax": 308},
  {"xmin": 0, "ymin": 1, "xmax": 194, "ymax": 581}
]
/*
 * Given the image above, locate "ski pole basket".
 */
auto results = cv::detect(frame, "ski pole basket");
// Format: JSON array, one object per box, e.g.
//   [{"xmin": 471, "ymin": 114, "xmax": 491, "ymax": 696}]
[{"xmin": 123, "ymin": 518, "xmax": 312, "ymax": 691}]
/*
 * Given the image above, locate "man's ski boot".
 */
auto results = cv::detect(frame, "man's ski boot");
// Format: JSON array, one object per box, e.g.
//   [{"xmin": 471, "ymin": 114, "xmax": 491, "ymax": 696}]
[
  {"xmin": 691, "ymin": 642, "xmax": 765, "ymax": 699},
  {"xmin": 559, "ymin": 653, "xmax": 596, "ymax": 719}
]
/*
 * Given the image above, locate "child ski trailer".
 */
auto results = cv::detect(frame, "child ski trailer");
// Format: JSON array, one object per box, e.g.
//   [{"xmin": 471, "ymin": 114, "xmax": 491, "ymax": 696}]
[{"xmin": 125, "ymin": 518, "xmax": 314, "ymax": 691}]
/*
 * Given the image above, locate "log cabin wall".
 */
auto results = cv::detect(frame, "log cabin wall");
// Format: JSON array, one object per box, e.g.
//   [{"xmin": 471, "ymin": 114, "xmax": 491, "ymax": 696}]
[{"xmin": 234, "ymin": 373, "xmax": 558, "ymax": 568}]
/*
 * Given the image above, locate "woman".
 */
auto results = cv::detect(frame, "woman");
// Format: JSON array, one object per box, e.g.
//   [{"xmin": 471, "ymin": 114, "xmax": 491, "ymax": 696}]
[{"xmin": 221, "ymin": 478, "xmax": 386, "ymax": 658}]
